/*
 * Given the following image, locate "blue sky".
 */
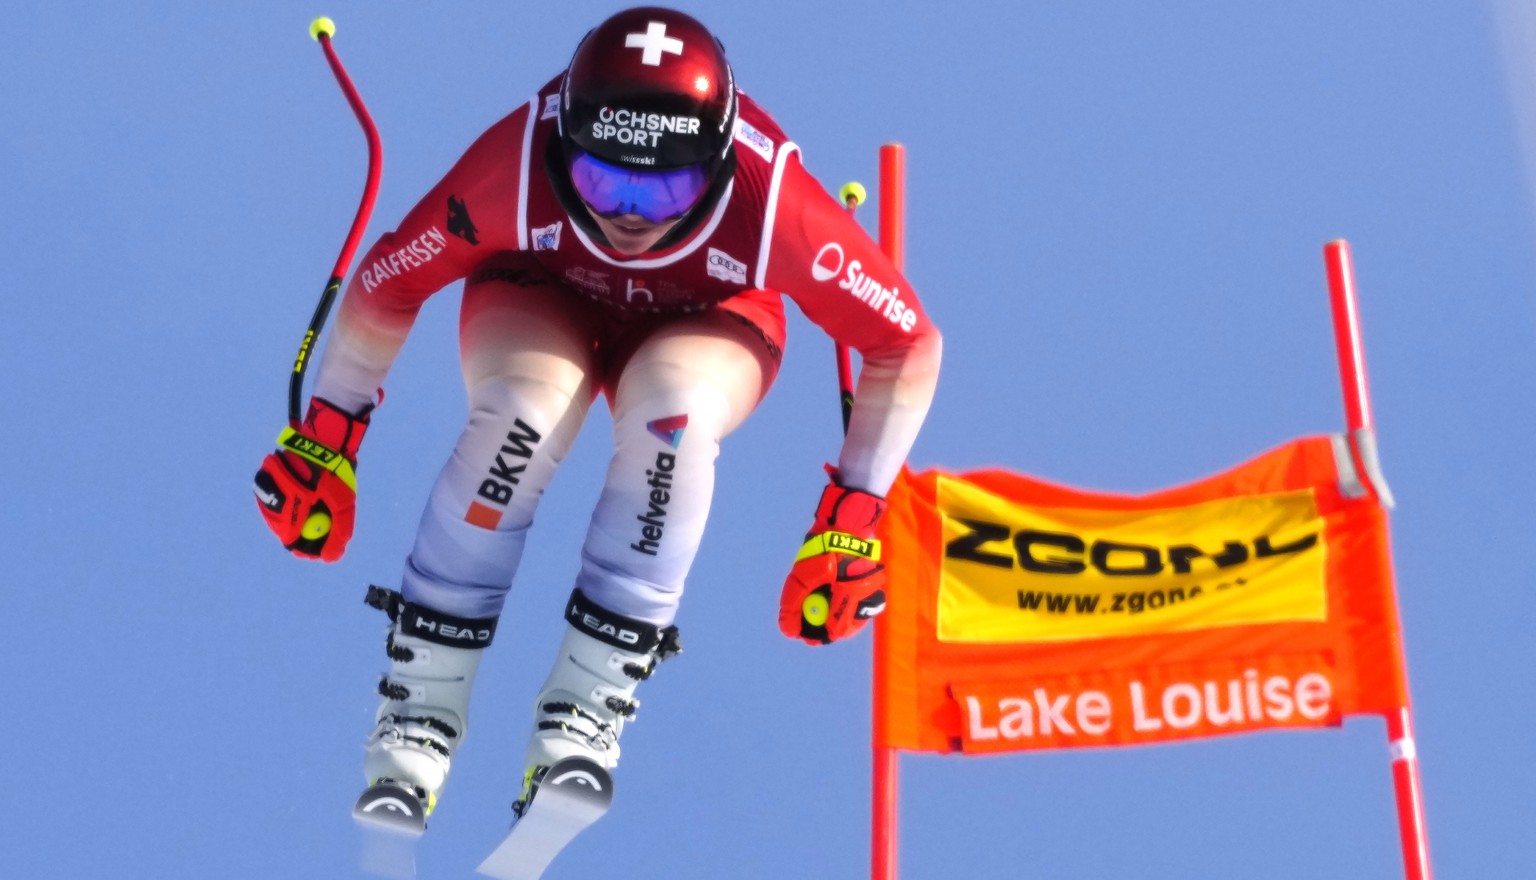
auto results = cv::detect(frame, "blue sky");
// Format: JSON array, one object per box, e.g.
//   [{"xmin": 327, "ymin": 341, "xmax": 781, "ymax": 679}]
[{"xmin": 4, "ymin": 2, "xmax": 1532, "ymax": 878}]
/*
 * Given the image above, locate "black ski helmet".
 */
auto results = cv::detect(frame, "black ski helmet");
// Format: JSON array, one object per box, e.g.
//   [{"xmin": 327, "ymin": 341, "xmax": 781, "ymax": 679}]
[{"xmin": 559, "ymin": 7, "xmax": 737, "ymax": 178}]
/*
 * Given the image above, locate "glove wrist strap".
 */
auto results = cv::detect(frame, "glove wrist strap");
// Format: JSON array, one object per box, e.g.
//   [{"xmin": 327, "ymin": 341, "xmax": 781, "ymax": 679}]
[
  {"xmin": 795, "ymin": 531, "xmax": 881, "ymax": 563},
  {"xmin": 276, "ymin": 427, "xmax": 359, "ymax": 491}
]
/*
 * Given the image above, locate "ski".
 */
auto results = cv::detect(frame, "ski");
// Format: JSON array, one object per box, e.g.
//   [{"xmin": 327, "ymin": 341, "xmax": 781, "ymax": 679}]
[
  {"xmin": 353, "ymin": 781, "xmax": 427, "ymax": 879},
  {"xmin": 476, "ymin": 757, "xmax": 614, "ymax": 880},
  {"xmin": 354, "ymin": 781, "xmax": 430, "ymax": 835}
]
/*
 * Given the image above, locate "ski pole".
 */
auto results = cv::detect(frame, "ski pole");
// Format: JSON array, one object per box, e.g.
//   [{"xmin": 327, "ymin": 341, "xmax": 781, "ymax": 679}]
[
  {"xmin": 834, "ymin": 181, "xmax": 866, "ymax": 435},
  {"xmin": 284, "ymin": 16, "xmax": 383, "ymax": 542},
  {"xmin": 289, "ymin": 16, "xmax": 382, "ymax": 425},
  {"xmin": 794, "ymin": 182, "xmax": 867, "ymax": 636}
]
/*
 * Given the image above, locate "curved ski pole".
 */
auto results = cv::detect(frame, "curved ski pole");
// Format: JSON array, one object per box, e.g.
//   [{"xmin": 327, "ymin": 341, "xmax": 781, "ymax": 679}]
[
  {"xmin": 290, "ymin": 16, "xmax": 383, "ymax": 426},
  {"xmin": 835, "ymin": 181, "xmax": 865, "ymax": 435},
  {"xmin": 796, "ymin": 181, "xmax": 867, "ymax": 638},
  {"xmin": 286, "ymin": 18, "xmax": 383, "ymax": 542}
]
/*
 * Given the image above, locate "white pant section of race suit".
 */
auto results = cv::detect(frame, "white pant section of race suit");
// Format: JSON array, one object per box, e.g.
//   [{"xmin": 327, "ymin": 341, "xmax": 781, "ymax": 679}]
[
  {"xmin": 363, "ymin": 358, "xmax": 730, "ymax": 802},
  {"xmin": 399, "ymin": 367, "xmax": 730, "ymax": 627}
]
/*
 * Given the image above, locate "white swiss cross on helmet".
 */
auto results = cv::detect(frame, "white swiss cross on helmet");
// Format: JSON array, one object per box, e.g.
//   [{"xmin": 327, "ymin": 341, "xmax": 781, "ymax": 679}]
[{"xmin": 559, "ymin": 6, "xmax": 738, "ymax": 172}]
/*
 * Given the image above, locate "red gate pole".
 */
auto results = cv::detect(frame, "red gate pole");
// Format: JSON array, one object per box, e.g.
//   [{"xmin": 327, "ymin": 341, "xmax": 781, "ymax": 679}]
[
  {"xmin": 1322, "ymin": 240, "xmax": 1431, "ymax": 880},
  {"xmin": 871, "ymin": 143, "xmax": 906, "ymax": 880}
]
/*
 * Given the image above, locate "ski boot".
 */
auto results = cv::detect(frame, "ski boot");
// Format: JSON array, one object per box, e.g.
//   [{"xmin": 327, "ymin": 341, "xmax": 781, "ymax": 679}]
[
  {"xmin": 354, "ymin": 586, "xmax": 497, "ymax": 836},
  {"xmin": 513, "ymin": 588, "xmax": 680, "ymax": 818},
  {"xmin": 478, "ymin": 590, "xmax": 679, "ymax": 878}
]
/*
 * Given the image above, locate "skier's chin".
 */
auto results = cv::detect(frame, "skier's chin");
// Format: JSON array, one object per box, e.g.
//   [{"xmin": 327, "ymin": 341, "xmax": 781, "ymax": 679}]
[{"xmin": 590, "ymin": 213, "xmax": 676, "ymax": 255}]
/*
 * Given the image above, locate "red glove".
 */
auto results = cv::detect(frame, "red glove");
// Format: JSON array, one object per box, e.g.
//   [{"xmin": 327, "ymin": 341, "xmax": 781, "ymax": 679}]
[
  {"xmin": 253, "ymin": 397, "xmax": 369, "ymax": 562},
  {"xmin": 779, "ymin": 471, "xmax": 888, "ymax": 645}
]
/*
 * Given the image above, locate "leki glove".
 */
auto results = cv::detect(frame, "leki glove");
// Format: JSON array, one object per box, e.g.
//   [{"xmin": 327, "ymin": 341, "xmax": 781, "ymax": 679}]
[
  {"xmin": 778, "ymin": 471, "xmax": 888, "ymax": 645},
  {"xmin": 253, "ymin": 397, "xmax": 370, "ymax": 562}
]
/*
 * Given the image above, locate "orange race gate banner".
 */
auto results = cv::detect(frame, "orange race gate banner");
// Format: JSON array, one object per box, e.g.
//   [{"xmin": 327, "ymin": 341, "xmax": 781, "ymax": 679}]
[{"xmin": 874, "ymin": 435, "xmax": 1408, "ymax": 755}]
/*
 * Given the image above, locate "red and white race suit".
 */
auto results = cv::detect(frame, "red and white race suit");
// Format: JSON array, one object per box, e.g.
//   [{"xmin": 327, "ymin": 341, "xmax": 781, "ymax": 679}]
[{"xmin": 311, "ymin": 76, "xmax": 941, "ymax": 624}]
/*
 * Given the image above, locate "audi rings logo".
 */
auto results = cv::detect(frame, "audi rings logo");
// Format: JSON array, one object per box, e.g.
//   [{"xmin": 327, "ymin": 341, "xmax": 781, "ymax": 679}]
[{"xmin": 811, "ymin": 242, "xmax": 846, "ymax": 283}]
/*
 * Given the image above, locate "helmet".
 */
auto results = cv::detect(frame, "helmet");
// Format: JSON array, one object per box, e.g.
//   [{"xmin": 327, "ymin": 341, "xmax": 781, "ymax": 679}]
[{"xmin": 558, "ymin": 8, "xmax": 737, "ymax": 221}]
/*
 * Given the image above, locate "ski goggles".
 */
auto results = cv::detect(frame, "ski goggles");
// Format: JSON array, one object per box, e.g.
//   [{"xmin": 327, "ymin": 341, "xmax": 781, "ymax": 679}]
[{"xmin": 568, "ymin": 149, "xmax": 711, "ymax": 224}]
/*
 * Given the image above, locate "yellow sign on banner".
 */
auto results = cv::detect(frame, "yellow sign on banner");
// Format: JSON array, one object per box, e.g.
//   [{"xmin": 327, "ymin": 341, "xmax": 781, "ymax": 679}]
[{"xmin": 935, "ymin": 476, "xmax": 1328, "ymax": 643}]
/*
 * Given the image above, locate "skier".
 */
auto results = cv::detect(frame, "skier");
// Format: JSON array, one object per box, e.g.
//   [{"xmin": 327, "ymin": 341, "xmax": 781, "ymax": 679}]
[{"xmin": 254, "ymin": 4, "xmax": 941, "ymax": 842}]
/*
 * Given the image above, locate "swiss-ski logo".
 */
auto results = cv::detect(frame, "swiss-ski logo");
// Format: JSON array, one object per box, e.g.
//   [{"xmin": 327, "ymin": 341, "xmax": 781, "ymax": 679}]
[
  {"xmin": 533, "ymin": 221, "xmax": 562, "ymax": 251},
  {"xmin": 733, "ymin": 119, "xmax": 774, "ymax": 162}
]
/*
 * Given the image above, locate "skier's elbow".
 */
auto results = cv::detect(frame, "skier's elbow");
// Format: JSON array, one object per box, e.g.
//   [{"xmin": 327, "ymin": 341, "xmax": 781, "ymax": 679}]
[{"xmin": 864, "ymin": 323, "xmax": 942, "ymax": 380}]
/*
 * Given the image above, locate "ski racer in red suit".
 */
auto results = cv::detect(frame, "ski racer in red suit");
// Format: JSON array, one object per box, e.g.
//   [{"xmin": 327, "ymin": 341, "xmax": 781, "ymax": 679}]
[{"xmin": 254, "ymin": 7, "xmax": 941, "ymax": 827}]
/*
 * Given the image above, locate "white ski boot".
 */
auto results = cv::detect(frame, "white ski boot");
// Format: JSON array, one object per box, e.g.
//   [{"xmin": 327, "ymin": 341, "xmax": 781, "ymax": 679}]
[
  {"xmin": 354, "ymin": 586, "xmax": 497, "ymax": 835},
  {"xmin": 513, "ymin": 589, "xmax": 680, "ymax": 817}
]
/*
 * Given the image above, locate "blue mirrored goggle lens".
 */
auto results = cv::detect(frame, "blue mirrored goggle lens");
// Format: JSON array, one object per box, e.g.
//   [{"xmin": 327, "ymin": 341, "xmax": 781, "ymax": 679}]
[{"xmin": 569, "ymin": 151, "xmax": 710, "ymax": 224}]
